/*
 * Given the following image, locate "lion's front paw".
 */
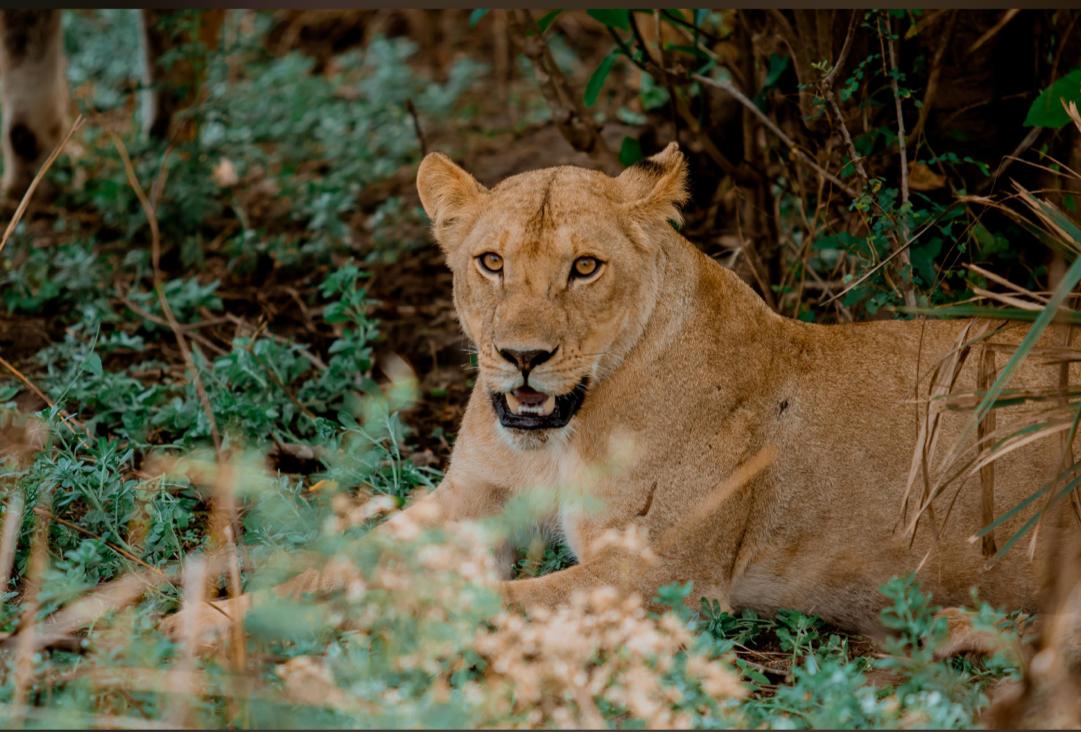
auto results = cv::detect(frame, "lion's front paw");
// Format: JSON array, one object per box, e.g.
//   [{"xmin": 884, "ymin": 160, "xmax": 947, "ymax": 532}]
[
  {"xmin": 497, "ymin": 579, "xmax": 525, "ymax": 611},
  {"xmin": 933, "ymin": 606, "xmax": 1017, "ymax": 660}
]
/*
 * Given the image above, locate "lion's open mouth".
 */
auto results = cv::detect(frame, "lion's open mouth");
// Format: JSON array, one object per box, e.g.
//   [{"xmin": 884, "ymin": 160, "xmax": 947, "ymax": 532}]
[{"xmin": 490, "ymin": 378, "xmax": 588, "ymax": 430}]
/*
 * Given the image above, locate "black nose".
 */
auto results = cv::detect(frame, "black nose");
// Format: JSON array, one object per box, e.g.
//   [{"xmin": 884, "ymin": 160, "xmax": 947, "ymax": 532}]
[{"xmin": 498, "ymin": 347, "xmax": 557, "ymax": 373}]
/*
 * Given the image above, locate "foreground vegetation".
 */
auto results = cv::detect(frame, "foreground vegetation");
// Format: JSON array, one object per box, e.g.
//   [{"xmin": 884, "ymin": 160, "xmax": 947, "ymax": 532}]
[{"xmin": 1, "ymin": 9, "xmax": 1079, "ymax": 728}]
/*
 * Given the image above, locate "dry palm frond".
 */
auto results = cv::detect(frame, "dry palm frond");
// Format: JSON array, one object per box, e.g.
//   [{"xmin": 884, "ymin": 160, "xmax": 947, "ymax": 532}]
[
  {"xmin": 924, "ymin": 111, "xmax": 1081, "ymax": 721},
  {"xmin": 908, "ymin": 178, "xmax": 1081, "ymax": 547},
  {"xmin": 902, "ymin": 102, "xmax": 1081, "ymax": 578},
  {"xmin": 902, "ymin": 319, "xmax": 993, "ymax": 536}
]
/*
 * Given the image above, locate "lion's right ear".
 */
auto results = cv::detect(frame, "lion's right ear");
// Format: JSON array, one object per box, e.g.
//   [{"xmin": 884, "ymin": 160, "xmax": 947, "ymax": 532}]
[{"xmin": 416, "ymin": 152, "xmax": 488, "ymax": 248}]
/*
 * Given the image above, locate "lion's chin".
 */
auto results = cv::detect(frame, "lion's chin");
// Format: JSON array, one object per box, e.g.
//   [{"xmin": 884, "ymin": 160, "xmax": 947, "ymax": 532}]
[{"xmin": 490, "ymin": 377, "xmax": 588, "ymax": 431}]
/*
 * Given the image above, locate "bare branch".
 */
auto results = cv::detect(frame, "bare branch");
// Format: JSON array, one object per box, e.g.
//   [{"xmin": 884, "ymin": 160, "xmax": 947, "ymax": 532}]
[
  {"xmin": 880, "ymin": 13, "xmax": 918, "ymax": 309},
  {"xmin": 693, "ymin": 72, "xmax": 857, "ymax": 198},
  {"xmin": 110, "ymin": 133, "xmax": 223, "ymax": 455},
  {"xmin": 509, "ymin": 10, "xmax": 619, "ymax": 172}
]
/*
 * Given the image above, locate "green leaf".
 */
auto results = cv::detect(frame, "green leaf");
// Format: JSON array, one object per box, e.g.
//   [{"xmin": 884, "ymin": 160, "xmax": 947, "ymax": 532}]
[
  {"xmin": 536, "ymin": 10, "xmax": 562, "ymax": 33},
  {"xmin": 584, "ymin": 50, "xmax": 619, "ymax": 108},
  {"xmin": 85, "ymin": 351, "xmax": 103, "ymax": 378},
  {"xmin": 762, "ymin": 52, "xmax": 789, "ymax": 89},
  {"xmin": 618, "ymin": 136, "xmax": 643, "ymax": 166},
  {"xmin": 909, "ymin": 238, "xmax": 942, "ymax": 286},
  {"xmin": 468, "ymin": 9, "xmax": 489, "ymax": 27},
  {"xmin": 736, "ymin": 657, "xmax": 771, "ymax": 686},
  {"xmin": 586, "ymin": 9, "xmax": 631, "ymax": 30},
  {"xmin": 1024, "ymin": 68, "xmax": 1081, "ymax": 129},
  {"xmin": 639, "ymin": 71, "xmax": 669, "ymax": 111}
]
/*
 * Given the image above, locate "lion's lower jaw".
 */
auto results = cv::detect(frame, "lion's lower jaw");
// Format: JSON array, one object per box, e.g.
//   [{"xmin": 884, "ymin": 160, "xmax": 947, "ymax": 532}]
[{"xmin": 496, "ymin": 422, "xmax": 574, "ymax": 451}]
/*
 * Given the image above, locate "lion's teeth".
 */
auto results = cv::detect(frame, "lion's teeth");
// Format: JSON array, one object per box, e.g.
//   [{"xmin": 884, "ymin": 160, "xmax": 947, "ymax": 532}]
[
  {"xmin": 540, "ymin": 394, "xmax": 556, "ymax": 416},
  {"xmin": 506, "ymin": 391, "xmax": 556, "ymax": 417}
]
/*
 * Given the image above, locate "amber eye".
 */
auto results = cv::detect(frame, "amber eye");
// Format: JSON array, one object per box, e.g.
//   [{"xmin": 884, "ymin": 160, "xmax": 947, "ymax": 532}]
[
  {"xmin": 571, "ymin": 256, "xmax": 602, "ymax": 280},
  {"xmin": 477, "ymin": 252, "xmax": 503, "ymax": 275}
]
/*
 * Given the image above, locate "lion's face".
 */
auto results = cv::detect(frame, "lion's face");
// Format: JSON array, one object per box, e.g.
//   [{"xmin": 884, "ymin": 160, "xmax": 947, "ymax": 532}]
[{"xmin": 417, "ymin": 144, "xmax": 688, "ymax": 449}]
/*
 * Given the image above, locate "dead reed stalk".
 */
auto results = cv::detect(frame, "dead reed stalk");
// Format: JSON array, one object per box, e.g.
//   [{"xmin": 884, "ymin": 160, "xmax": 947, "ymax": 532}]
[
  {"xmin": 11, "ymin": 493, "xmax": 51, "ymax": 721},
  {"xmin": 166, "ymin": 556, "xmax": 207, "ymax": 728},
  {"xmin": 0, "ymin": 491, "xmax": 25, "ymax": 594},
  {"xmin": 977, "ymin": 345, "xmax": 999, "ymax": 557},
  {"xmin": 0, "ymin": 115, "xmax": 85, "ymax": 258},
  {"xmin": 109, "ymin": 132, "xmax": 223, "ymax": 456}
]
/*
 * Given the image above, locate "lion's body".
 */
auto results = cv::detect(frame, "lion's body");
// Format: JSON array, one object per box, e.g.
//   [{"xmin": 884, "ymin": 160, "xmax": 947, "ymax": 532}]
[{"xmin": 408, "ymin": 143, "xmax": 1072, "ymax": 635}]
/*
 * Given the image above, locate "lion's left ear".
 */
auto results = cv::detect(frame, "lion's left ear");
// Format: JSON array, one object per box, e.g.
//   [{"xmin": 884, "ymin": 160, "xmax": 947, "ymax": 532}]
[{"xmin": 617, "ymin": 142, "xmax": 689, "ymax": 225}]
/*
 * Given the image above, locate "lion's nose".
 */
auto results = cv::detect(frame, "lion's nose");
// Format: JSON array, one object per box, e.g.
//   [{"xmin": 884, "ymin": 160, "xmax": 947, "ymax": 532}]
[{"xmin": 498, "ymin": 347, "xmax": 557, "ymax": 373}]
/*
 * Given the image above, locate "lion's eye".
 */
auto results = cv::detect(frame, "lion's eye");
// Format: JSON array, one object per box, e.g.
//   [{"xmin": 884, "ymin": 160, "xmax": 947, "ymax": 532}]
[
  {"xmin": 571, "ymin": 256, "xmax": 602, "ymax": 280},
  {"xmin": 477, "ymin": 252, "xmax": 503, "ymax": 275}
]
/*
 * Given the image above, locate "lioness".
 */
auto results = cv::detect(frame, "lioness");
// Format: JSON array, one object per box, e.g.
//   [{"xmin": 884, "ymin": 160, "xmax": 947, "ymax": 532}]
[
  {"xmin": 399, "ymin": 142, "xmax": 1069, "ymax": 635},
  {"xmin": 176, "ymin": 143, "xmax": 1069, "ymax": 642}
]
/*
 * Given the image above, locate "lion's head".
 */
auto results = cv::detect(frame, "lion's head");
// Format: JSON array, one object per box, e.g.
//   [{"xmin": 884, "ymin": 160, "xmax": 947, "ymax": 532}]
[{"xmin": 416, "ymin": 143, "xmax": 688, "ymax": 449}]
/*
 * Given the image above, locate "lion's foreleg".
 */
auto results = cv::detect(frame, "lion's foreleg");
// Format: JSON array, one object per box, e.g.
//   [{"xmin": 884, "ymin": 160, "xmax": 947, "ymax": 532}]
[{"xmin": 499, "ymin": 544, "xmax": 676, "ymax": 612}]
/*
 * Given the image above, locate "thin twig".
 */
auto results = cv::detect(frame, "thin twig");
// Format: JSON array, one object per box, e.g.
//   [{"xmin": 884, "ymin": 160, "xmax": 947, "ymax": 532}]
[
  {"xmin": 819, "ymin": 213, "xmax": 947, "ymax": 307},
  {"xmin": 908, "ymin": 10, "xmax": 956, "ymax": 145},
  {"xmin": 0, "ymin": 354, "xmax": 87, "ymax": 440},
  {"xmin": 12, "ymin": 493, "xmax": 50, "ymax": 721},
  {"xmin": 0, "ymin": 115, "xmax": 85, "ymax": 258},
  {"xmin": 510, "ymin": 10, "xmax": 619, "ymax": 171},
  {"xmin": 34, "ymin": 506, "xmax": 165, "ymax": 578},
  {"xmin": 827, "ymin": 97, "xmax": 869, "ymax": 187},
  {"xmin": 967, "ymin": 9, "xmax": 1020, "ymax": 54},
  {"xmin": 405, "ymin": 99, "xmax": 427, "ymax": 157},
  {"xmin": 819, "ymin": 12, "xmax": 869, "ymax": 187},
  {"xmin": 692, "ymin": 73, "xmax": 857, "ymax": 198},
  {"xmin": 0, "ymin": 491, "xmax": 25, "ymax": 595},
  {"xmin": 0, "ymin": 355, "xmax": 55, "ymax": 414},
  {"xmin": 986, "ymin": 128, "xmax": 1042, "ymax": 191},
  {"xmin": 223, "ymin": 313, "xmax": 328, "ymax": 371},
  {"xmin": 977, "ymin": 346, "xmax": 999, "ymax": 557},
  {"xmin": 880, "ymin": 13, "xmax": 918, "ymax": 309},
  {"xmin": 820, "ymin": 10, "xmax": 859, "ymax": 90},
  {"xmin": 166, "ymin": 556, "xmax": 206, "ymax": 728},
  {"xmin": 110, "ymin": 133, "xmax": 223, "ymax": 455},
  {"xmin": 118, "ymin": 295, "xmax": 228, "ymax": 356}
]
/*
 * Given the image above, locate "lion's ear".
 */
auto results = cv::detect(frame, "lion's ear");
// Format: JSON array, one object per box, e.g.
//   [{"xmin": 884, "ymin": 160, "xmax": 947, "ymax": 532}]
[
  {"xmin": 617, "ymin": 142, "xmax": 689, "ymax": 225},
  {"xmin": 416, "ymin": 152, "xmax": 488, "ymax": 248}
]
